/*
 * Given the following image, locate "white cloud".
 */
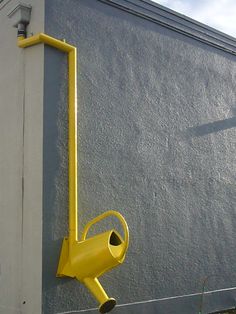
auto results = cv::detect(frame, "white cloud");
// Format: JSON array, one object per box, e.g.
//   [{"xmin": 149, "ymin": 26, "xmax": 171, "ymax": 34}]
[{"xmin": 153, "ymin": 0, "xmax": 236, "ymax": 37}]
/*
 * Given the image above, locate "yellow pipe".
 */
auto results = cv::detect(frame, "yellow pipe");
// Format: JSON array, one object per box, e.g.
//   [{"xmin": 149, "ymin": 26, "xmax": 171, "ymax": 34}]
[
  {"xmin": 18, "ymin": 33, "xmax": 78, "ymax": 247},
  {"xmin": 18, "ymin": 33, "xmax": 130, "ymax": 312}
]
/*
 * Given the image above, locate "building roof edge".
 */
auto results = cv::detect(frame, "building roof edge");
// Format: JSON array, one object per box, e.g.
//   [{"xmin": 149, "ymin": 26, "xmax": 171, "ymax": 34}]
[{"xmin": 98, "ymin": 0, "xmax": 236, "ymax": 56}]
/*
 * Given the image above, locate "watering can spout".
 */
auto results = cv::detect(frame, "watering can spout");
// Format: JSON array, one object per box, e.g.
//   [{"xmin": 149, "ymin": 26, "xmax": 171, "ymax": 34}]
[{"xmin": 83, "ymin": 277, "xmax": 116, "ymax": 313}]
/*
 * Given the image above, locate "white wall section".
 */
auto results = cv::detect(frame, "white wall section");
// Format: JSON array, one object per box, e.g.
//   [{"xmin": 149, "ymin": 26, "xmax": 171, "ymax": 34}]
[{"xmin": 0, "ymin": 0, "xmax": 44, "ymax": 313}]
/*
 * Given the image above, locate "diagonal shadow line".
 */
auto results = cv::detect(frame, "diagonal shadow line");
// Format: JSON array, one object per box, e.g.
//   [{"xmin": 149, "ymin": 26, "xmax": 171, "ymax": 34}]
[{"xmin": 187, "ymin": 117, "xmax": 236, "ymax": 138}]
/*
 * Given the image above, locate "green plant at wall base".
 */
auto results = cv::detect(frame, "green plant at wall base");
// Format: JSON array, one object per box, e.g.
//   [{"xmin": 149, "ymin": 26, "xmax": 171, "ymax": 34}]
[{"xmin": 198, "ymin": 274, "xmax": 236, "ymax": 314}]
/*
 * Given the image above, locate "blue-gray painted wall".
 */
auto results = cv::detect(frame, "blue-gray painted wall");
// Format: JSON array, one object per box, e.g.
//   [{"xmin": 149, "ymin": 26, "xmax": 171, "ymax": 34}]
[{"xmin": 43, "ymin": 0, "xmax": 236, "ymax": 313}]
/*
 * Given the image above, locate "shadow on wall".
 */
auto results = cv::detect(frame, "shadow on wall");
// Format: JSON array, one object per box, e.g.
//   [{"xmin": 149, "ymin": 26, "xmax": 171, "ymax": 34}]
[{"xmin": 186, "ymin": 108, "xmax": 236, "ymax": 138}]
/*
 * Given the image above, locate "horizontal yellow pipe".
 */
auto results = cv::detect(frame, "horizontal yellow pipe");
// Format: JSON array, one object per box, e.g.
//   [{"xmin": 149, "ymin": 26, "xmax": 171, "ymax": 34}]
[
  {"xmin": 18, "ymin": 33, "xmax": 78, "ymax": 246},
  {"xmin": 18, "ymin": 33, "xmax": 75, "ymax": 52}
]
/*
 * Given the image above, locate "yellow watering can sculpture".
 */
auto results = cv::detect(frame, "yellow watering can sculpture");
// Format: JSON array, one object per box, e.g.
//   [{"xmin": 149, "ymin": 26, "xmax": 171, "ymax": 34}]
[
  {"xmin": 57, "ymin": 210, "xmax": 129, "ymax": 313},
  {"xmin": 10, "ymin": 5, "xmax": 129, "ymax": 311}
]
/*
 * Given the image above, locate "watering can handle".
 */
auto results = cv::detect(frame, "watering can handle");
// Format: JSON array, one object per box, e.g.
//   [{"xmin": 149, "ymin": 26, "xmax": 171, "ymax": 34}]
[{"xmin": 81, "ymin": 210, "xmax": 129, "ymax": 255}]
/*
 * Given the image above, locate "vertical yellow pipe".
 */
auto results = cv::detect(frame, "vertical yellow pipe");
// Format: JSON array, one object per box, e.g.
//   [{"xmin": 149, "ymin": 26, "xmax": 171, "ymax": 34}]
[
  {"xmin": 18, "ymin": 34, "xmax": 78, "ymax": 246},
  {"xmin": 68, "ymin": 48, "xmax": 78, "ymax": 244}
]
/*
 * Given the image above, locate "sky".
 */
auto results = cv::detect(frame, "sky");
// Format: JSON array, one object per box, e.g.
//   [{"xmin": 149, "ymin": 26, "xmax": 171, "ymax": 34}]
[{"xmin": 153, "ymin": 0, "xmax": 236, "ymax": 38}]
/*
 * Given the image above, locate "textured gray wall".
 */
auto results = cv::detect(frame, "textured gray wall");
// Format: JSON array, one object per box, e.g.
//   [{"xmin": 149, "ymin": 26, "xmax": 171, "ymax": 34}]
[{"xmin": 43, "ymin": 0, "xmax": 236, "ymax": 313}]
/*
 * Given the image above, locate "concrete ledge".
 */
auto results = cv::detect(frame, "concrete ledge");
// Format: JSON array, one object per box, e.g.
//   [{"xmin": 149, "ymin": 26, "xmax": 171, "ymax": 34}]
[
  {"xmin": 65, "ymin": 288, "xmax": 236, "ymax": 314},
  {"xmin": 98, "ymin": 0, "xmax": 236, "ymax": 55}
]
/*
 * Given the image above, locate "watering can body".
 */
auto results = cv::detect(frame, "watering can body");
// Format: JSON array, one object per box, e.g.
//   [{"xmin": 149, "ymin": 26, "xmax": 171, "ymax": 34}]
[
  {"xmin": 57, "ymin": 229, "xmax": 126, "ymax": 280},
  {"xmin": 57, "ymin": 210, "xmax": 129, "ymax": 313}
]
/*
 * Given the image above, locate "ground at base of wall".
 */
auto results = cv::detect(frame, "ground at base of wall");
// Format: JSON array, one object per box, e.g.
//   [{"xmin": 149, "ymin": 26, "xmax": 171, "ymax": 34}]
[{"xmin": 209, "ymin": 309, "xmax": 236, "ymax": 314}]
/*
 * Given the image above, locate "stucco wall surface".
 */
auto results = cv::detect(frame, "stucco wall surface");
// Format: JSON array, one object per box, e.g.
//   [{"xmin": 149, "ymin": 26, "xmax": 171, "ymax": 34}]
[{"xmin": 43, "ymin": 0, "xmax": 236, "ymax": 313}]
